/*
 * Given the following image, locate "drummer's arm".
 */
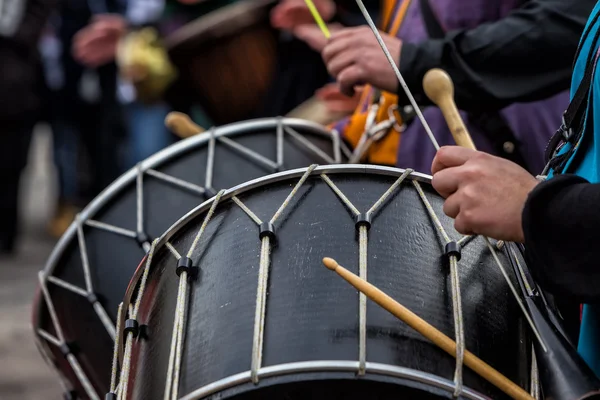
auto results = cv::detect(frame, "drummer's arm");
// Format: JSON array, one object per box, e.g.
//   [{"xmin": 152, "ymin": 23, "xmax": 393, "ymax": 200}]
[
  {"xmin": 395, "ymin": 0, "xmax": 595, "ymax": 111},
  {"xmin": 522, "ymin": 174, "xmax": 600, "ymax": 303}
]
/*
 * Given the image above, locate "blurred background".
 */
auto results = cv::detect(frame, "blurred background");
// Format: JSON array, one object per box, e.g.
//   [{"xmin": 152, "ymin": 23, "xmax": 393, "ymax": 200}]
[{"xmin": 0, "ymin": 126, "xmax": 63, "ymax": 399}]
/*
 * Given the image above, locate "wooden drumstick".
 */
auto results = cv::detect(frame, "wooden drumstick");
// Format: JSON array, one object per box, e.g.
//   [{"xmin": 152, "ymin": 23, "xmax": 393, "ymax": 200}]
[
  {"xmin": 164, "ymin": 111, "xmax": 206, "ymax": 139},
  {"xmin": 422, "ymin": 69, "xmax": 476, "ymax": 150},
  {"xmin": 322, "ymin": 257, "xmax": 534, "ymax": 400}
]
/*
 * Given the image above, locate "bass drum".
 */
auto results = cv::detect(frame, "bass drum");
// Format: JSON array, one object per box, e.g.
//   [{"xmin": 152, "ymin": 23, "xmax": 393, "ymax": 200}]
[
  {"xmin": 32, "ymin": 118, "xmax": 348, "ymax": 400},
  {"xmin": 112, "ymin": 165, "xmax": 533, "ymax": 400}
]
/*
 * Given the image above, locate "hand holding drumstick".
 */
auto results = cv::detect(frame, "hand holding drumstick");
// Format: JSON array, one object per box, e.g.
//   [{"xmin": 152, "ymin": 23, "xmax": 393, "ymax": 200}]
[
  {"xmin": 321, "ymin": 69, "xmax": 535, "ymax": 400},
  {"xmin": 423, "ymin": 69, "xmax": 538, "ymax": 242}
]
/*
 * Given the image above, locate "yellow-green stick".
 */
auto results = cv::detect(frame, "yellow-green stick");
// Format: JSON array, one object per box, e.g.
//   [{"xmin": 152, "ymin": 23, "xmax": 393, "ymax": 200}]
[{"xmin": 304, "ymin": 0, "xmax": 331, "ymax": 38}]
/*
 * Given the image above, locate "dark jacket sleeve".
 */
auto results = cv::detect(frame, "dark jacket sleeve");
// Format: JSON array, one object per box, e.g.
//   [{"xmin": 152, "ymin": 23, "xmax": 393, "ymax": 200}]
[
  {"xmin": 397, "ymin": 0, "xmax": 596, "ymax": 112},
  {"xmin": 522, "ymin": 174, "xmax": 600, "ymax": 303}
]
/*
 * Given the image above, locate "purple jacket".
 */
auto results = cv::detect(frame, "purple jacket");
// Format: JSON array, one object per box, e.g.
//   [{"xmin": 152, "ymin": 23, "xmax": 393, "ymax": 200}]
[{"xmin": 341, "ymin": 0, "xmax": 570, "ymax": 175}]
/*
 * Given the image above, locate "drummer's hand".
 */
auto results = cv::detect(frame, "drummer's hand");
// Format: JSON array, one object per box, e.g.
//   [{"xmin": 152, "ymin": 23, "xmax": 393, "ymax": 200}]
[
  {"xmin": 72, "ymin": 14, "xmax": 127, "ymax": 68},
  {"xmin": 293, "ymin": 23, "xmax": 343, "ymax": 52},
  {"xmin": 431, "ymin": 146, "xmax": 539, "ymax": 242},
  {"xmin": 322, "ymin": 26, "xmax": 401, "ymax": 96},
  {"xmin": 315, "ymin": 83, "xmax": 362, "ymax": 112},
  {"xmin": 271, "ymin": 0, "xmax": 336, "ymax": 30}
]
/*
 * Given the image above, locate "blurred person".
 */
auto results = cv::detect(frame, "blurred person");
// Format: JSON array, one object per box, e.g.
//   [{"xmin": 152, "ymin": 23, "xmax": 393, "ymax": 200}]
[
  {"xmin": 260, "ymin": 0, "xmax": 380, "ymax": 118},
  {"xmin": 38, "ymin": 0, "xmax": 128, "ymax": 238},
  {"xmin": 39, "ymin": 18, "xmax": 81, "ymax": 238},
  {"xmin": 72, "ymin": 0, "xmax": 383, "ymax": 130},
  {"xmin": 72, "ymin": 0, "xmax": 237, "ymax": 139},
  {"xmin": 0, "ymin": 0, "xmax": 60, "ymax": 253},
  {"xmin": 73, "ymin": 1, "xmax": 178, "ymax": 169},
  {"xmin": 278, "ymin": 0, "xmax": 591, "ymax": 176}
]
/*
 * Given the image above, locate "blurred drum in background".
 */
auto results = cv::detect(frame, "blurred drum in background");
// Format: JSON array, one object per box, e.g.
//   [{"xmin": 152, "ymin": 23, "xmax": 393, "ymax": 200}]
[
  {"xmin": 164, "ymin": 0, "xmax": 279, "ymax": 125},
  {"xmin": 31, "ymin": 118, "xmax": 348, "ymax": 399}
]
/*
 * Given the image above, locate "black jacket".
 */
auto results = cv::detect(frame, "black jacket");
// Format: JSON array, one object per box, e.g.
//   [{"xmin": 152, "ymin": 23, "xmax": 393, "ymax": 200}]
[
  {"xmin": 0, "ymin": 0, "xmax": 58, "ymax": 123},
  {"xmin": 522, "ymin": 175, "xmax": 600, "ymax": 303},
  {"xmin": 397, "ymin": 0, "xmax": 597, "ymax": 112}
]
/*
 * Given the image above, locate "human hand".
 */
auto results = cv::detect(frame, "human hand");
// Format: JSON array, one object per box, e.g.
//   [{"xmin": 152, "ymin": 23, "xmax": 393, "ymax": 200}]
[
  {"xmin": 431, "ymin": 146, "xmax": 539, "ymax": 242},
  {"xmin": 72, "ymin": 14, "xmax": 127, "ymax": 68},
  {"xmin": 322, "ymin": 26, "xmax": 401, "ymax": 96},
  {"xmin": 315, "ymin": 82, "xmax": 363, "ymax": 113},
  {"xmin": 270, "ymin": 0, "xmax": 336, "ymax": 30},
  {"xmin": 292, "ymin": 23, "xmax": 343, "ymax": 52}
]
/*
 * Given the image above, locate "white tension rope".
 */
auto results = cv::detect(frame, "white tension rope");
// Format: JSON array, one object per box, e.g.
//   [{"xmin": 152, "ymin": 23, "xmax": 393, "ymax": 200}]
[{"xmin": 353, "ymin": 0, "xmax": 440, "ymax": 150}]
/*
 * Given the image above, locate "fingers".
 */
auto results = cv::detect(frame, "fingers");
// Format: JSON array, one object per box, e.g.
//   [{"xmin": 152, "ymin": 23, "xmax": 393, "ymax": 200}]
[
  {"xmin": 293, "ymin": 25, "xmax": 329, "ymax": 52},
  {"xmin": 431, "ymin": 166, "xmax": 461, "ymax": 198},
  {"xmin": 431, "ymin": 146, "xmax": 478, "ymax": 175},
  {"xmin": 322, "ymin": 30, "xmax": 356, "ymax": 64},
  {"xmin": 337, "ymin": 65, "xmax": 365, "ymax": 97},
  {"xmin": 326, "ymin": 48, "xmax": 355, "ymax": 77},
  {"xmin": 442, "ymin": 193, "xmax": 460, "ymax": 219}
]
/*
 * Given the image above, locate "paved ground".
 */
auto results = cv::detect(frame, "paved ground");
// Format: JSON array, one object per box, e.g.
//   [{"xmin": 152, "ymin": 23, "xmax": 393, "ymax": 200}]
[{"xmin": 0, "ymin": 126, "xmax": 63, "ymax": 399}]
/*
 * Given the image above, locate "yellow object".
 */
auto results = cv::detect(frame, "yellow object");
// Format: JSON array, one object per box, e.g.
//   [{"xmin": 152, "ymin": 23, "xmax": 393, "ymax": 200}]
[
  {"xmin": 304, "ymin": 0, "xmax": 331, "ymax": 38},
  {"xmin": 116, "ymin": 27, "xmax": 178, "ymax": 103}
]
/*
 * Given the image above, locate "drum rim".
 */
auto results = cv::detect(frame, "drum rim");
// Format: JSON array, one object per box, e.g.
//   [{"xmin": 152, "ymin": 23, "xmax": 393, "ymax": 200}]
[
  {"xmin": 149, "ymin": 164, "xmax": 431, "ymax": 251},
  {"xmin": 178, "ymin": 361, "xmax": 489, "ymax": 400}
]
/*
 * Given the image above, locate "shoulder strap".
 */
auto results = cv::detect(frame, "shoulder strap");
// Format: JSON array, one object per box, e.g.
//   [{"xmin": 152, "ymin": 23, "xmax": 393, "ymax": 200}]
[
  {"xmin": 544, "ymin": 10, "xmax": 600, "ymax": 172},
  {"xmin": 418, "ymin": 0, "xmax": 528, "ymax": 169}
]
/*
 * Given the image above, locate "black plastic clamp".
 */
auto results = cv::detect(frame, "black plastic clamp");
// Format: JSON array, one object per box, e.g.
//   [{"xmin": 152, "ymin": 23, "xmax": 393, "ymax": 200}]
[
  {"xmin": 124, "ymin": 319, "xmax": 140, "ymax": 338},
  {"xmin": 444, "ymin": 241, "xmax": 461, "ymax": 262},
  {"xmin": 59, "ymin": 342, "xmax": 76, "ymax": 358},
  {"xmin": 354, "ymin": 213, "xmax": 372, "ymax": 231},
  {"xmin": 176, "ymin": 256, "xmax": 199, "ymax": 279},
  {"xmin": 63, "ymin": 391, "xmax": 78, "ymax": 400},
  {"xmin": 259, "ymin": 222, "xmax": 276, "ymax": 241},
  {"xmin": 203, "ymin": 187, "xmax": 217, "ymax": 200},
  {"xmin": 87, "ymin": 292, "xmax": 99, "ymax": 304},
  {"xmin": 136, "ymin": 231, "xmax": 150, "ymax": 248},
  {"xmin": 105, "ymin": 393, "xmax": 117, "ymax": 400}
]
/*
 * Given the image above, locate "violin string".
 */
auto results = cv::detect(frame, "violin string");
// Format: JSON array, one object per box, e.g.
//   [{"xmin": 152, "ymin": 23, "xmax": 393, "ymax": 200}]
[{"xmin": 353, "ymin": 0, "xmax": 440, "ymax": 150}]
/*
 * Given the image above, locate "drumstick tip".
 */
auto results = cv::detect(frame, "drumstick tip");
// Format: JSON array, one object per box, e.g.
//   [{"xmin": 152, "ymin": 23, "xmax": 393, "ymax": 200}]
[{"xmin": 323, "ymin": 257, "xmax": 339, "ymax": 271}]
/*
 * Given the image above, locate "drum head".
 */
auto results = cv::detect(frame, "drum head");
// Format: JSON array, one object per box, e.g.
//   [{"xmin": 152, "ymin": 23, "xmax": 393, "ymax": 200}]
[
  {"xmin": 114, "ymin": 165, "xmax": 532, "ymax": 400},
  {"xmin": 32, "ymin": 118, "xmax": 347, "ymax": 399}
]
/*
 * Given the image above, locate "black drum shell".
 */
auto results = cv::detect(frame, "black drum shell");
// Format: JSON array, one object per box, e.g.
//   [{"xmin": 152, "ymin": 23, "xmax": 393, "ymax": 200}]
[
  {"xmin": 32, "ymin": 119, "xmax": 344, "ymax": 398},
  {"xmin": 124, "ymin": 167, "xmax": 531, "ymax": 400}
]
